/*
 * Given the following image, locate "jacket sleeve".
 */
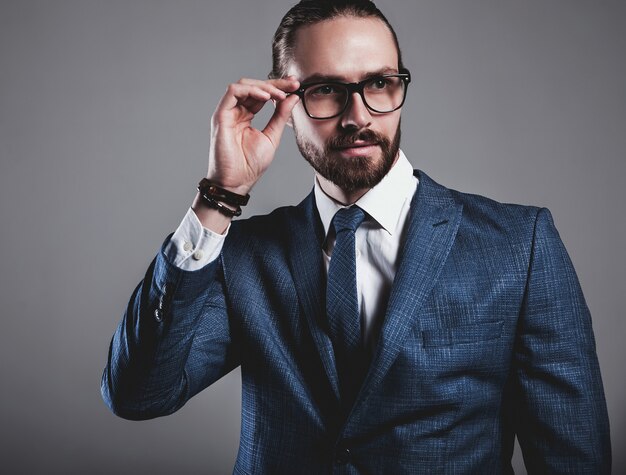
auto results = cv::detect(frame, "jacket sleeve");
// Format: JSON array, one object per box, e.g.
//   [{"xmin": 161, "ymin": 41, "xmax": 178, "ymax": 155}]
[
  {"xmin": 100, "ymin": 234, "xmax": 240, "ymax": 420},
  {"xmin": 513, "ymin": 208, "xmax": 611, "ymax": 473}
]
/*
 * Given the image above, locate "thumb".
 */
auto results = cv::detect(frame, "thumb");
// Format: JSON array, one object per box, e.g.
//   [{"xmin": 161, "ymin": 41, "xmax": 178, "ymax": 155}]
[{"xmin": 262, "ymin": 94, "xmax": 300, "ymax": 148}]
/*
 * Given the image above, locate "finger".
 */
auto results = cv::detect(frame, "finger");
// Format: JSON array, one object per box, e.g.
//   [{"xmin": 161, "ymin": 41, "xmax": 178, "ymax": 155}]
[
  {"xmin": 214, "ymin": 84, "xmax": 272, "ymax": 120},
  {"xmin": 239, "ymin": 77, "xmax": 300, "ymax": 95},
  {"xmin": 240, "ymin": 94, "xmax": 269, "ymax": 115},
  {"xmin": 262, "ymin": 93, "xmax": 300, "ymax": 148},
  {"xmin": 270, "ymin": 77, "xmax": 300, "ymax": 93},
  {"xmin": 230, "ymin": 82, "xmax": 295, "ymax": 116},
  {"xmin": 226, "ymin": 83, "xmax": 271, "ymax": 107}
]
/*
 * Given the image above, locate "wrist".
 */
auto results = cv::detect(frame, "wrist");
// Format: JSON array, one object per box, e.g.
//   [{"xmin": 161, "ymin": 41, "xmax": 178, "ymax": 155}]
[
  {"xmin": 198, "ymin": 178, "xmax": 250, "ymax": 207},
  {"xmin": 204, "ymin": 176, "xmax": 253, "ymax": 196},
  {"xmin": 191, "ymin": 193, "xmax": 232, "ymax": 234},
  {"xmin": 224, "ymin": 183, "xmax": 253, "ymax": 196}
]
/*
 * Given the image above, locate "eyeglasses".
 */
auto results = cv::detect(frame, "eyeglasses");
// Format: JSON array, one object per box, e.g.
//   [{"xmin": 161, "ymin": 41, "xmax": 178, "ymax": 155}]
[{"xmin": 293, "ymin": 69, "xmax": 411, "ymax": 120}]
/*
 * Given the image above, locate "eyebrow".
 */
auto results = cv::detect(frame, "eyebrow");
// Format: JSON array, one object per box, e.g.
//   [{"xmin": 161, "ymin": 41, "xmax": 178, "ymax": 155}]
[{"xmin": 300, "ymin": 67, "xmax": 399, "ymax": 84}]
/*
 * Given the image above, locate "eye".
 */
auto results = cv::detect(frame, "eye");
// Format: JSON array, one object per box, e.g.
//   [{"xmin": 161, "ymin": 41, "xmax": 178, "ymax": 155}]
[
  {"xmin": 367, "ymin": 77, "xmax": 391, "ymax": 90},
  {"xmin": 310, "ymin": 84, "xmax": 340, "ymax": 96},
  {"xmin": 372, "ymin": 78, "xmax": 389, "ymax": 89}
]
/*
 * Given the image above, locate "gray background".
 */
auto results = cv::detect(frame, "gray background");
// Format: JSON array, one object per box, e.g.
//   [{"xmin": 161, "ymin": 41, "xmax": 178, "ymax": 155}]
[{"xmin": 0, "ymin": 0, "xmax": 624, "ymax": 473}]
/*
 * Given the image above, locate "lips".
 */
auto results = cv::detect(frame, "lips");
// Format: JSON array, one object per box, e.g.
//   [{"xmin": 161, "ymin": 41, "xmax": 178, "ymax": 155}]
[
  {"xmin": 337, "ymin": 141, "xmax": 378, "ymax": 150},
  {"xmin": 335, "ymin": 142, "xmax": 380, "ymax": 158},
  {"xmin": 328, "ymin": 129, "xmax": 383, "ymax": 157}
]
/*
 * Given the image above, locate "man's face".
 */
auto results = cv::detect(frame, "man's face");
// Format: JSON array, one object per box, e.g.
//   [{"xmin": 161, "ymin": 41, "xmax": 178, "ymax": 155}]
[{"xmin": 286, "ymin": 17, "xmax": 403, "ymax": 194}]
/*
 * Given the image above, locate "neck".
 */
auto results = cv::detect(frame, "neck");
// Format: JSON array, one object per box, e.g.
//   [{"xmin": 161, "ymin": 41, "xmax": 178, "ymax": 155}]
[
  {"xmin": 315, "ymin": 174, "xmax": 369, "ymax": 205},
  {"xmin": 315, "ymin": 152, "xmax": 401, "ymax": 206}
]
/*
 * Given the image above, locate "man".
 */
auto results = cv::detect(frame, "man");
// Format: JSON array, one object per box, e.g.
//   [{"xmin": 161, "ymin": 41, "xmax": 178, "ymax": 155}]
[{"xmin": 101, "ymin": 0, "xmax": 611, "ymax": 472}]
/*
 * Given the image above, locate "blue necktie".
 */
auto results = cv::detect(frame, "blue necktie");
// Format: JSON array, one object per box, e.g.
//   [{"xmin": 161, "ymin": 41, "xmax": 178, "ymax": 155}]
[{"xmin": 326, "ymin": 206, "xmax": 366, "ymax": 407}]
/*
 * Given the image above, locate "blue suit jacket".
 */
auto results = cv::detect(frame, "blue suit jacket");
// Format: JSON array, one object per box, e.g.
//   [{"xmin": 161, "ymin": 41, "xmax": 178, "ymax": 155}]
[{"xmin": 102, "ymin": 170, "xmax": 610, "ymax": 474}]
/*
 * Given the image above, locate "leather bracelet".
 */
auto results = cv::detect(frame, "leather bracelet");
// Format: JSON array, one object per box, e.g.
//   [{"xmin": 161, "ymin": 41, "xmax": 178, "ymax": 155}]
[
  {"xmin": 198, "ymin": 193, "xmax": 242, "ymax": 218},
  {"xmin": 198, "ymin": 178, "xmax": 250, "ymax": 207}
]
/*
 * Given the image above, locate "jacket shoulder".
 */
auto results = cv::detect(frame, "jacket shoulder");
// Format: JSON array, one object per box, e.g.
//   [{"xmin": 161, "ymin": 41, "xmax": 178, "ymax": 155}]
[
  {"xmin": 453, "ymin": 188, "xmax": 539, "ymax": 228},
  {"xmin": 417, "ymin": 170, "xmax": 543, "ymax": 247}
]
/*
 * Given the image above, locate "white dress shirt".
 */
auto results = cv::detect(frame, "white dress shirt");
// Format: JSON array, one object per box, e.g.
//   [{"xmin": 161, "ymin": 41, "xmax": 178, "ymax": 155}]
[
  {"xmin": 314, "ymin": 151, "xmax": 418, "ymax": 354},
  {"xmin": 164, "ymin": 150, "xmax": 418, "ymax": 355}
]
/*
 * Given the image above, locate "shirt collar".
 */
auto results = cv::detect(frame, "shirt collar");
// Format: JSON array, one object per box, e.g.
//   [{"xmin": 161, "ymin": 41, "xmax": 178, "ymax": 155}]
[{"xmin": 314, "ymin": 149, "xmax": 418, "ymax": 237}]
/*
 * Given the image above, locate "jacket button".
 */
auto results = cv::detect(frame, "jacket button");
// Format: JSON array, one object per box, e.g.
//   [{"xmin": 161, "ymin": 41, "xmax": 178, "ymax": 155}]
[{"xmin": 335, "ymin": 447, "xmax": 350, "ymax": 465}]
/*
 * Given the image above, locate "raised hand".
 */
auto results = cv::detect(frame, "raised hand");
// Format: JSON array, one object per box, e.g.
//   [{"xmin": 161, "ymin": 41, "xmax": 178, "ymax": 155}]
[
  {"xmin": 192, "ymin": 77, "xmax": 300, "ymax": 232},
  {"xmin": 207, "ymin": 77, "xmax": 300, "ymax": 194}
]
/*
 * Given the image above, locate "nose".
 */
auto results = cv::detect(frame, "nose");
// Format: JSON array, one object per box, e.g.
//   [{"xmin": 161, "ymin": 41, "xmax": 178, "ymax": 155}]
[{"xmin": 340, "ymin": 92, "xmax": 372, "ymax": 130}]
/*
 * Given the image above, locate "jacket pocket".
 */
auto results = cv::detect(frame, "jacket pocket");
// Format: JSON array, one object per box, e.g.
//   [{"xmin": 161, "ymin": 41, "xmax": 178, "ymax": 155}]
[{"xmin": 421, "ymin": 320, "xmax": 504, "ymax": 347}]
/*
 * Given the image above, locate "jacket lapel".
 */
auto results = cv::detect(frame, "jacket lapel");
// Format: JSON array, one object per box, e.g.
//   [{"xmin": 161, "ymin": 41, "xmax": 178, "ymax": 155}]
[
  {"xmin": 286, "ymin": 192, "xmax": 341, "ymax": 402},
  {"xmin": 286, "ymin": 171, "xmax": 463, "ymax": 411},
  {"xmin": 355, "ymin": 170, "xmax": 463, "ymax": 411}
]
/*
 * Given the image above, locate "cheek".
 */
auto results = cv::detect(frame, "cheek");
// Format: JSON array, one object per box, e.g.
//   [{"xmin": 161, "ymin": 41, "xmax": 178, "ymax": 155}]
[
  {"xmin": 380, "ymin": 113, "xmax": 401, "ymax": 135},
  {"xmin": 292, "ymin": 113, "xmax": 338, "ymax": 143}
]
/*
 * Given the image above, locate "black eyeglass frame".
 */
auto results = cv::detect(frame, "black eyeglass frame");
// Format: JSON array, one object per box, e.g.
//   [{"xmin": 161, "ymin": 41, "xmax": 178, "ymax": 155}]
[{"xmin": 293, "ymin": 69, "xmax": 411, "ymax": 120}]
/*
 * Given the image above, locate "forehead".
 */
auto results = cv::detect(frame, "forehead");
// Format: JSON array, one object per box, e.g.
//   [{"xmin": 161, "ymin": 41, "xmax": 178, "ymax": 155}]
[{"xmin": 288, "ymin": 16, "xmax": 399, "ymax": 80}]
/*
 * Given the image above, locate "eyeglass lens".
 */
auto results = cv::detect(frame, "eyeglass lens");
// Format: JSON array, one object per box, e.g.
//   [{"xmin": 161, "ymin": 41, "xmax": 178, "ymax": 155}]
[{"xmin": 303, "ymin": 76, "xmax": 406, "ymax": 119}]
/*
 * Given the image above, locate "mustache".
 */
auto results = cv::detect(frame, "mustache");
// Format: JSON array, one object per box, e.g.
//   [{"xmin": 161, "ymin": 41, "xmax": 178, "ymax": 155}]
[{"xmin": 327, "ymin": 129, "xmax": 387, "ymax": 150}]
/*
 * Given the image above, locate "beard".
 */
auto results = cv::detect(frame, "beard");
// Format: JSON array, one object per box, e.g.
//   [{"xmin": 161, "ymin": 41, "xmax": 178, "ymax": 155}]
[{"xmin": 294, "ymin": 121, "xmax": 401, "ymax": 194}]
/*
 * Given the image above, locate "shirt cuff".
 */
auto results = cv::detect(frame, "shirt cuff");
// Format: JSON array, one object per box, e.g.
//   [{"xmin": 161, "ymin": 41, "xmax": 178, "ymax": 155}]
[{"xmin": 163, "ymin": 207, "xmax": 229, "ymax": 271}]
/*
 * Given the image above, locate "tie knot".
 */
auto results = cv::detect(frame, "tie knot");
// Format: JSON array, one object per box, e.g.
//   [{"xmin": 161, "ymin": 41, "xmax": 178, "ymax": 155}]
[{"xmin": 332, "ymin": 206, "xmax": 365, "ymax": 234}]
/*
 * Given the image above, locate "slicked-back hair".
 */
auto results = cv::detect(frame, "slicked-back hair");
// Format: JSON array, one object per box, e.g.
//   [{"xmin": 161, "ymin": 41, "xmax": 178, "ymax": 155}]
[{"xmin": 269, "ymin": 0, "xmax": 405, "ymax": 79}]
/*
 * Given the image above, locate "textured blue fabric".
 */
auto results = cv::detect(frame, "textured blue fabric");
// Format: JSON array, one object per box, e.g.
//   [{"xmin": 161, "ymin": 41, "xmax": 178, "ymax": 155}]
[
  {"xmin": 327, "ymin": 206, "xmax": 366, "ymax": 412},
  {"xmin": 102, "ymin": 170, "xmax": 611, "ymax": 474}
]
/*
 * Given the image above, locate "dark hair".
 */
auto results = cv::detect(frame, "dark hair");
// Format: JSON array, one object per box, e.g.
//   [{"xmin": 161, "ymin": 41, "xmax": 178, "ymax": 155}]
[{"xmin": 269, "ymin": 0, "xmax": 404, "ymax": 79}]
